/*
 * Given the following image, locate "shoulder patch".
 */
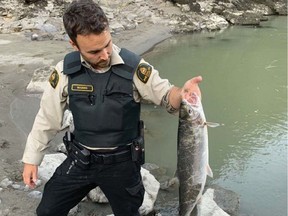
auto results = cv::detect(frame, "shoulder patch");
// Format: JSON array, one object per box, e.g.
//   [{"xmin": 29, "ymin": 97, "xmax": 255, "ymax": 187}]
[
  {"xmin": 49, "ymin": 70, "xmax": 59, "ymax": 89},
  {"xmin": 137, "ymin": 63, "xmax": 152, "ymax": 84}
]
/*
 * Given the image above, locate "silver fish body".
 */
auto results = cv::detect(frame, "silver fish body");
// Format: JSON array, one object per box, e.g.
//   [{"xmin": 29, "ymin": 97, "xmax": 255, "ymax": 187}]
[{"xmin": 177, "ymin": 94, "xmax": 213, "ymax": 216}]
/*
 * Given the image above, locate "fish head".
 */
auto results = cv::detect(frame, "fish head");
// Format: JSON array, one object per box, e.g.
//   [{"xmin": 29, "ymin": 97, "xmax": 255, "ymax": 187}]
[{"xmin": 180, "ymin": 93, "xmax": 204, "ymax": 123}]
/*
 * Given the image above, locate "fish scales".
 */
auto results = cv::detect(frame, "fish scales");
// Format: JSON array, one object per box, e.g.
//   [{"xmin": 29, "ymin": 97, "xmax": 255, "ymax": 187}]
[{"xmin": 177, "ymin": 94, "xmax": 213, "ymax": 216}]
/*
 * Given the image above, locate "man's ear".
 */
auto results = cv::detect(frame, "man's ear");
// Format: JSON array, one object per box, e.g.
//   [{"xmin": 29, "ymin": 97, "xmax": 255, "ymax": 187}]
[{"xmin": 69, "ymin": 39, "xmax": 79, "ymax": 51}]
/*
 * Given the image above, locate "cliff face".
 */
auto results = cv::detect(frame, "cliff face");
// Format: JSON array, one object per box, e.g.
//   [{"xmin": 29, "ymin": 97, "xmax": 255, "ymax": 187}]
[
  {"xmin": 0, "ymin": 0, "xmax": 286, "ymax": 40},
  {"xmin": 172, "ymin": 0, "xmax": 287, "ymax": 15}
]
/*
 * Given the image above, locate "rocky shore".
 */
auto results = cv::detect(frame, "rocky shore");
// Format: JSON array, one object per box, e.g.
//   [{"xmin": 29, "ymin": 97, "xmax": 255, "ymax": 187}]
[
  {"xmin": 0, "ymin": 0, "xmax": 286, "ymax": 215},
  {"xmin": 0, "ymin": 0, "xmax": 287, "ymax": 41}
]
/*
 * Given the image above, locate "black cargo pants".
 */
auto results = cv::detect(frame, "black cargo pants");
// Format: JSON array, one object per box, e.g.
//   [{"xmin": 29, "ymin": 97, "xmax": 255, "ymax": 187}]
[{"xmin": 36, "ymin": 156, "xmax": 144, "ymax": 216}]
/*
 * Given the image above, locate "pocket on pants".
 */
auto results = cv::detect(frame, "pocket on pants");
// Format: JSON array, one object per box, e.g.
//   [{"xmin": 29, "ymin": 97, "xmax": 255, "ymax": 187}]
[{"xmin": 126, "ymin": 180, "xmax": 144, "ymax": 197}]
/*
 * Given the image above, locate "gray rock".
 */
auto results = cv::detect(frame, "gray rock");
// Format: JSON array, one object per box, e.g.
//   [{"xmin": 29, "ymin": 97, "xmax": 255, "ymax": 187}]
[
  {"xmin": 109, "ymin": 22, "xmax": 125, "ymax": 33},
  {"xmin": 223, "ymin": 10, "xmax": 262, "ymax": 25},
  {"xmin": 0, "ymin": 178, "xmax": 13, "ymax": 188},
  {"xmin": 27, "ymin": 190, "xmax": 43, "ymax": 199},
  {"xmin": 26, "ymin": 66, "xmax": 54, "ymax": 93},
  {"xmin": 198, "ymin": 188, "xmax": 230, "ymax": 216},
  {"xmin": 68, "ymin": 205, "xmax": 79, "ymax": 216},
  {"xmin": 11, "ymin": 184, "xmax": 24, "ymax": 190},
  {"xmin": 274, "ymin": 2, "xmax": 287, "ymax": 15},
  {"xmin": 31, "ymin": 33, "xmax": 39, "ymax": 40},
  {"xmin": 0, "ymin": 0, "xmax": 286, "ymax": 39},
  {"xmin": 211, "ymin": 185, "xmax": 240, "ymax": 216}
]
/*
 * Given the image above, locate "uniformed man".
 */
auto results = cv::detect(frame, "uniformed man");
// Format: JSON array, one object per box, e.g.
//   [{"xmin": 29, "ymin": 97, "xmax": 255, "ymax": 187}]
[{"xmin": 22, "ymin": 0, "xmax": 202, "ymax": 215}]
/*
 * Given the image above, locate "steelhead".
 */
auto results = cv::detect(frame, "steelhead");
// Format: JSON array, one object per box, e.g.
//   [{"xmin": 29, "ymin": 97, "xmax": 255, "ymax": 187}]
[{"xmin": 177, "ymin": 93, "xmax": 215, "ymax": 216}]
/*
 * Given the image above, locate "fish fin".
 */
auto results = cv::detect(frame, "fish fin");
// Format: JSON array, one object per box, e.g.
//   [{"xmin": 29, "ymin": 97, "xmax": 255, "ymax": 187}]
[
  {"xmin": 206, "ymin": 164, "xmax": 213, "ymax": 178},
  {"xmin": 205, "ymin": 122, "xmax": 221, "ymax": 128}
]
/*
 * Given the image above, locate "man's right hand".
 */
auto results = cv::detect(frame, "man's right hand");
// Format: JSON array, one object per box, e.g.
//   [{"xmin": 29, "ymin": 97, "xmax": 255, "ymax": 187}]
[{"xmin": 22, "ymin": 163, "xmax": 38, "ymax": 189}]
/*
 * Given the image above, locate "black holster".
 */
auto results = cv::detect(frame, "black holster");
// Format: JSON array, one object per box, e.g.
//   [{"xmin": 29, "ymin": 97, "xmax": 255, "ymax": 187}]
[
  {"xmin": 131, "ymin": 120, "xmax": 145, "ymax": 165},
  {"xmin": 63, "ymin": 132, "xmax": 90, "ymax": 169}
]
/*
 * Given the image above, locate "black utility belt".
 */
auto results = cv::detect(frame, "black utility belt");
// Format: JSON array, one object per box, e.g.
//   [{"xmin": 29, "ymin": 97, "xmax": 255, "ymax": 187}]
[
  {"xmin": 91, "ymin": 149, "xmax": 132, "ymax": 164},
  {"xmin": 63, "ymin": 132, "xmax": 144, "ymax": 169},
  {"xmin": 70, "ymin": 141, "xmax": 132, "ymax": 168}
]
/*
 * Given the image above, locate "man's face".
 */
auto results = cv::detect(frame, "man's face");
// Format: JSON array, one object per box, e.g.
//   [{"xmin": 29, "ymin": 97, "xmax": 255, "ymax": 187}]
[{"xmin": 70, "ymin": 30, "xmax": 113, "ymax": 70}]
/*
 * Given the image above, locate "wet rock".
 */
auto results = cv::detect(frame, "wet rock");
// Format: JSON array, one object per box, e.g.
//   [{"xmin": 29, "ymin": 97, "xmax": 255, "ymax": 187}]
[{"xmin": 211, "ymin": 185, "xmax": 240, "ymax": 216}]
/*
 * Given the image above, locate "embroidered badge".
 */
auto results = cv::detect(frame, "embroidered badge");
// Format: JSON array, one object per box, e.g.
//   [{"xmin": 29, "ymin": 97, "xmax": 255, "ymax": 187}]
[
  {"xmin": 71, "ymin": 84, "xmax": 94, "ymax": 92},
  {"xmin": 137, "ymin": 63, "xmax": 152, "ymax": 84},
  {"xmin": 49, "ymin": 70, "xmax": 59, "ymax": 89}
]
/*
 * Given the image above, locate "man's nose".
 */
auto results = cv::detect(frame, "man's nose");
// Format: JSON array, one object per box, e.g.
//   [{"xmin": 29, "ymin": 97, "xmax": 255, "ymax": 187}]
[{"xmin": 100, "ymin": 48, "xmax": 110, "ymax": 60}]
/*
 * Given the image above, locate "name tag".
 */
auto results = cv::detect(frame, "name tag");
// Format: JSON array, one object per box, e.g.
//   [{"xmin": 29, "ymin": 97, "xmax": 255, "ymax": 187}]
[{"xmin": 71, "ymin": 84, "xmax": 94, "ymax": 92}]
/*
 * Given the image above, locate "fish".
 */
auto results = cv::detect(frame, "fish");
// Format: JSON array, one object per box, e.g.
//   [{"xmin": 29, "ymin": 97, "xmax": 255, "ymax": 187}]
[{"xmin": 177, "ymin": 93, "xmax": 216, "ymax": 216}]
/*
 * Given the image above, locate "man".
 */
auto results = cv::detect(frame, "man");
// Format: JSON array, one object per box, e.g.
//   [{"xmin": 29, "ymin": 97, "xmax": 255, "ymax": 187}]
[{"xmin": 22, "ymin": 0, "xmax": 202, "ymax": 215}]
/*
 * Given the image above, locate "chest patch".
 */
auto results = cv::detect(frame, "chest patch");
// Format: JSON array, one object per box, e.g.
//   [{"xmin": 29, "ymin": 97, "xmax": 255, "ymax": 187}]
[
  {"xmin": 49, "ymin": 70, "xmax": 59, "ymax": 89},
  {"xmin": 71, "ymin": 84, "xmax": 94, "ymax": 92},
  {"xmin": 137, "ymin": 63, "xmax": 152, "ymax": 84}
]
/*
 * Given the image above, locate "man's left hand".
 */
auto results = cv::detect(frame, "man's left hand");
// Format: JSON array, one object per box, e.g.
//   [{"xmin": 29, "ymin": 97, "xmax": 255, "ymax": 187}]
[{"xmin": 181, "ymin": 76, "xmax": 202, "ymax": 101}]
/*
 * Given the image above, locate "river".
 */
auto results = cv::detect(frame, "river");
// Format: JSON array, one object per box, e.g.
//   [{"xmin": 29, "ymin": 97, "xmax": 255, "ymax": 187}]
[{"xmin": 142, "ymin": 16, "xmax": 287, "ymax": 216}]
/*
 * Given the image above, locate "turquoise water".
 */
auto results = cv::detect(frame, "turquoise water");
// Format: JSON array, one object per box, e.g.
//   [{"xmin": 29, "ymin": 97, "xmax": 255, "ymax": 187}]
[{"xmin": 142, "ymin": 16, "xmax": 287, "ymax": 216}]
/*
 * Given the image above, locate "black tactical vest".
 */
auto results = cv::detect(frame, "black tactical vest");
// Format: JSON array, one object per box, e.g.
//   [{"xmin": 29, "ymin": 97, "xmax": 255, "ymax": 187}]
[{"xmin": 63, "ymin": 48, "xmax": 141, "ymax": 148}]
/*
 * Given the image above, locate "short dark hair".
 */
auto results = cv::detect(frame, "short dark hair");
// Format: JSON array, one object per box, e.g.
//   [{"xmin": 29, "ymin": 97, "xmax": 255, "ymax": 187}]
[{"xmin": 63, "ymin": 0, "xmax": 109, "ymax": 44}]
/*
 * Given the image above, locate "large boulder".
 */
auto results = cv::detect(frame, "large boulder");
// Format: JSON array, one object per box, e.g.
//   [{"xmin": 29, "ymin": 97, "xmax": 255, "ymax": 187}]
[{"xmin": 222, "ymin": 10, "xmax": 262, "ymax": 25}]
